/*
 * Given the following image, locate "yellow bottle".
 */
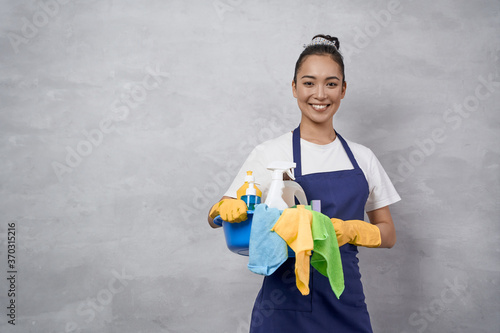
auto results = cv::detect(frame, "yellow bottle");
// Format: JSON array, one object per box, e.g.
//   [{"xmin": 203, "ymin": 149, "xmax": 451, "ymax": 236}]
[{"xmin": 237, "ymin": 171, "xmax": 262, "ymax": 210}]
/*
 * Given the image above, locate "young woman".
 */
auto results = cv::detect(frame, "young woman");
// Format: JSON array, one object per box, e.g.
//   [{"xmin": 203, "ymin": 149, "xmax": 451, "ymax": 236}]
[{"xmin": 208, "ymin": 35, "xmax": 400, "ymax": 332}]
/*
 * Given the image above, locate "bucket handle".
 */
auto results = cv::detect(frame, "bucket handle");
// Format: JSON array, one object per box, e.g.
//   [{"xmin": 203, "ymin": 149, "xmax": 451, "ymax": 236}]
[
  {"xmin": 213, "ymin": 210, "xmax": 254, "ymax": 227},
  {"xmin": 213, "ymin": 215, "xmax": 223, "ymax": 227}
]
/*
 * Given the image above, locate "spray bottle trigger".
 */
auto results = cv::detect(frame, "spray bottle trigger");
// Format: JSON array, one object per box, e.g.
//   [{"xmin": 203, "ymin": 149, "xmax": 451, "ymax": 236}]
[{"xmin": 285, "ymin": 168, "xmax": 295, "ymax": 180}]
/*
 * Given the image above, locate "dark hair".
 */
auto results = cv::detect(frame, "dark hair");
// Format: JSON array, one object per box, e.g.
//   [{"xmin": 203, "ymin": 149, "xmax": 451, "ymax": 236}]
[{"xmin": 293, "ymin": 34, "xmax": 345, "ymax": 84}]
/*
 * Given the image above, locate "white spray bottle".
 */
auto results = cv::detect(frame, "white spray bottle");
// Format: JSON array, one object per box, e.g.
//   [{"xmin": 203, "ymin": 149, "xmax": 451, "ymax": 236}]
[{"xmin": 265, "ymin": 161, "xmax": 307, "ymax": 210}]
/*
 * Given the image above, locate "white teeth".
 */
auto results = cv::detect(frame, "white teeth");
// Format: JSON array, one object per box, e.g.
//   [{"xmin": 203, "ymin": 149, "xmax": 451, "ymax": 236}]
[{"xmin": 312, "ymin": 104, "xmax": 327, "ymax": 110}]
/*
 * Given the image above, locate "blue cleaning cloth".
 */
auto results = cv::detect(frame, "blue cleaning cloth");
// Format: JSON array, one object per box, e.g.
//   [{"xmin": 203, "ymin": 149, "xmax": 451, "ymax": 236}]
[{"xmin": 248, "ymin": 204, "xmax": 288, "ymax": 276}]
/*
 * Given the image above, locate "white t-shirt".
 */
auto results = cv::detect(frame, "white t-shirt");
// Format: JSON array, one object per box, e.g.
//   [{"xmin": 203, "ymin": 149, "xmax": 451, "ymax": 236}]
[{"xmin": 224, "ymin": 131, "xmax": 401, "ymax": 212}]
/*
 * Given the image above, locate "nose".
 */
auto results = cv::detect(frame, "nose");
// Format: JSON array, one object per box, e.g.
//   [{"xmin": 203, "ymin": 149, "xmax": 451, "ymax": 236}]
[{"xmin": 315, "ymin": 85, "xmax": 326, "ymax": 99}]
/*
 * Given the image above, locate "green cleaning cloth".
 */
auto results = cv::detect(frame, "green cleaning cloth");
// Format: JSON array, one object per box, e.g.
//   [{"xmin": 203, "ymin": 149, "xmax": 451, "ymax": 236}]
[{"xmin": 309, "ymin": 209, "xmax": 345, "ymax": 299}]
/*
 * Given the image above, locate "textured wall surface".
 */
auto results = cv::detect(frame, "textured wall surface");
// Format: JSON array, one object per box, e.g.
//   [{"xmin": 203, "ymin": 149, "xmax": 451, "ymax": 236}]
[{"xmin": 0, "ymin": 0, "xmax": 499, "ymax": 332}]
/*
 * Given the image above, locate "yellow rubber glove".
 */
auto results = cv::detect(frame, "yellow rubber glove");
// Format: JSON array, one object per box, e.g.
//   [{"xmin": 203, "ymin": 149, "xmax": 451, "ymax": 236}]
[
  {"xmin": 330, "ymin": 218, "xmax": 381, "ymax": 248},
  {"xmin": 209, "ymin": 199, "xmax": 248, "ymax": 223}
]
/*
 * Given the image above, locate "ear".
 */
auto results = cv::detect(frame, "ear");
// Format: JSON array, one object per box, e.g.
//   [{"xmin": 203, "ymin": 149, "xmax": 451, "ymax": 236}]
[
  {"xmin": 341, "ymin": 81, "xmax": 347, "ymax": 99},
  {"xmin": 292, "ymin": 80, "xmax": 298, "ymax": 98}
]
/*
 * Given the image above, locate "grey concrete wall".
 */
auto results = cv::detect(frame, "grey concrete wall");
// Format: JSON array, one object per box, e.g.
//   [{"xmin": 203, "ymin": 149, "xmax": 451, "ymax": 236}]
[{"xmin": 0, "ymin": 0, "xmax": 499, "ymax": 332}]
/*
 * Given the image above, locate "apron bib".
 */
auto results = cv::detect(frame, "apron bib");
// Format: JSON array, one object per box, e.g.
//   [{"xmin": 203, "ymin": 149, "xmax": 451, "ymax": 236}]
[{"xmin": 249, "ymin": 125, "xmax": 373, "ymax": 333}]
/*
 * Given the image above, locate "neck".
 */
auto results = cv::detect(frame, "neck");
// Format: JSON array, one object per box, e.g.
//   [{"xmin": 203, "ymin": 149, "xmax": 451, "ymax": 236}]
[{"xmin": 299, "ymin": 120, "xmax": 336, "ymax": 145}]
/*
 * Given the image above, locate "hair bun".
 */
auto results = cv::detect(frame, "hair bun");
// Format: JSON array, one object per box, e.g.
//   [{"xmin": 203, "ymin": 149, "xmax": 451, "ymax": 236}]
[{"xmin": 312, "ymin": 34, "xmax": 340, "ymax": 50}]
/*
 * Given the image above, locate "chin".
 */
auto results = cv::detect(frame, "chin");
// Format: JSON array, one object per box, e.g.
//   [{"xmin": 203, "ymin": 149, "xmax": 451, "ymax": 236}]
[{"xmin": 311, "ymin": 113, "xmax": 336, "ymax": 124}]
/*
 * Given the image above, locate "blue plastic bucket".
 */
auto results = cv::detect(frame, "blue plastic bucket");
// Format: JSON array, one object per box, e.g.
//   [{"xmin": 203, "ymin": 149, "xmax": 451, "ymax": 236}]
[
  {"xmin": 212, "ymin": 195, "xmax": 260, "ymax": 256},
  {"xmin": 215, "ymin": 211, "xmax": 253, "ymax": 256},
  {"xmin": 214, "ymin": 209, "xmax": 295, "ymax": 257}
]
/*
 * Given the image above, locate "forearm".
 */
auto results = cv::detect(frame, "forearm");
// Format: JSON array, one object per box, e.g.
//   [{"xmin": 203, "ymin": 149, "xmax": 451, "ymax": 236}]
[
  {"xmin": 367, "ymin": 206, "xmax": 396, "ymax": 248},
  {"xmin": 207, "ymin": 215, "xmax": 219, "ymax": 229},
  {"xmin": 374, "ymin": 221, "xmax": 396, "ymax": 248}
]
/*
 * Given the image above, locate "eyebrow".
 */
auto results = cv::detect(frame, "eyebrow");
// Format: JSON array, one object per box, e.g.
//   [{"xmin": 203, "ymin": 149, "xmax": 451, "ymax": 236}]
[{"xmin": 301, "ymin": 75, "xmax": 341, "ymax": 81}]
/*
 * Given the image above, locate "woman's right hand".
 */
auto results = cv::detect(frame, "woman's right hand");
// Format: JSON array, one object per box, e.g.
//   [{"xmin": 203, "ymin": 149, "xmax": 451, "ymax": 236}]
[{"xmin": 207, "ymin": 196, "xmax": 247, "ymax": 228}]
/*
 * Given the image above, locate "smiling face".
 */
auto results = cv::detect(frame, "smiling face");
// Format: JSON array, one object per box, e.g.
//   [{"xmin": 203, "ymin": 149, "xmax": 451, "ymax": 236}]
[{"xmin": 292, "ymin": 54, "xmax": 346, "ymax": 127}]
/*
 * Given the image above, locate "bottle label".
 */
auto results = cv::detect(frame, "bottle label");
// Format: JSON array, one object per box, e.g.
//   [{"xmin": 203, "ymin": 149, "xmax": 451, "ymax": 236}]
[{"xmin": 241, "ymin": 195, "xmax": 261, "ymax": 211}]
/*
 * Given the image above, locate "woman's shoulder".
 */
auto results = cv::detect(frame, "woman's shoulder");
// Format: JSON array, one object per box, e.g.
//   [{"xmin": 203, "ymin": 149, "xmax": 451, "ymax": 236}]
[
  {"xmin": 341, "ymin": 136, "xmax": 381, "ymax": 175},
  {"xmin": 253, "ymin": 131, "xmax": 293, "ymax": 153},
  {"xmin": 342, "ymin": 137, "xmax": 376, "ymax": 159}
]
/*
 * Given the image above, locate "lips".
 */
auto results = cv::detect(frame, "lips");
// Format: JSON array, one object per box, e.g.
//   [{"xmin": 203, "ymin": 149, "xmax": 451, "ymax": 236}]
[{"xmin": 310, "ymin": 104, "xmax": 330, "ymax": 111}]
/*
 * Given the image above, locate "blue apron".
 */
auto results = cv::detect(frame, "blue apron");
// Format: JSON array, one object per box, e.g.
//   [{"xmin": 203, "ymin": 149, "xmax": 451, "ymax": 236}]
[{"xmin": 249, "ymin": 125, "xmax": 373, "ymax": 333}]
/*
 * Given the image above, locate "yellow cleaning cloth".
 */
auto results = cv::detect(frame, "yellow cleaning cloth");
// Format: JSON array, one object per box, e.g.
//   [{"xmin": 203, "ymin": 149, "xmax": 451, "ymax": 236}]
[{"xmin": 271, "ymin": 205, "xmax": 313, "ymax": 295}]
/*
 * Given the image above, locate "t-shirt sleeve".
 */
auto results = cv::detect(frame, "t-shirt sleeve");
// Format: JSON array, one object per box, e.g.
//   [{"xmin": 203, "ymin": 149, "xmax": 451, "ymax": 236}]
[{"xmin": 365, "ymin": 151, "xmax": 401, "ymax": 212}]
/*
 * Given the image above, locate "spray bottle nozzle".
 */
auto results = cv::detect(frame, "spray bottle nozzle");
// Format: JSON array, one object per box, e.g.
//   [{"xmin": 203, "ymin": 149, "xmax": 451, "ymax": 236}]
[
  {"xmin": 266, "ymin": 161, "xmax": 297, "ymax": 180},
  {"xmin": 265, "ymin": 161, "xmax": 298, "ymax": 210}
]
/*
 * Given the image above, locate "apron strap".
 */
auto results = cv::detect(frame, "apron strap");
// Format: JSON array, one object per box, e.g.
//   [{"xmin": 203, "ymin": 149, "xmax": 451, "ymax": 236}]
[
  {"xmin": 336, "ymin": 133, "xmax": 362, "ymax": 170},
  {"xmin": 292, "ymin": 124, "xmax": 362, "ymax": 176},
  {"xmin": 292, "ymin": 125, "xmax": 302, "ymax": 177}
]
